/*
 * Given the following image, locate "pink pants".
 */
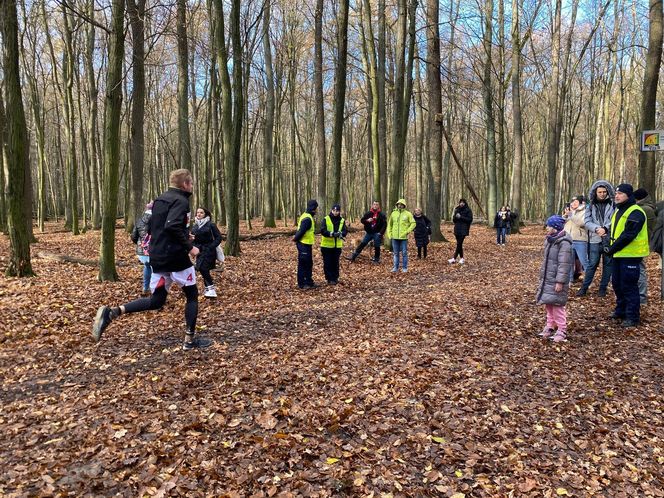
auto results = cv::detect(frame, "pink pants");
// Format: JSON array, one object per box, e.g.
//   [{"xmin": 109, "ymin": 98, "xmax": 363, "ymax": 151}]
[{"xmin": 545, "ymin": 304, "xmax": 567, "ymax": 332}]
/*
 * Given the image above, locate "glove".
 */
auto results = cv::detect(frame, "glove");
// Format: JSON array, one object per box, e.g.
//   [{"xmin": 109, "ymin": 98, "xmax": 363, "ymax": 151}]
[{"xmin": 603, "ymin": 246, "xmax": 611, "ymax": 255}]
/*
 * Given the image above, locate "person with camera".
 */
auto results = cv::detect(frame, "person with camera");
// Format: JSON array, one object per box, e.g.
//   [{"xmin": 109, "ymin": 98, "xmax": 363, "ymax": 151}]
[
  {"xmin": 563, "ymin": 195, "xmax": 589, "ymax": 282},
  {"xmin": 577, "ymin": 180, "xmax": 615, "ymax": 297},
  {"xmin": 494, "ymin": 206, "xmax": 509, "ymax": 246}
]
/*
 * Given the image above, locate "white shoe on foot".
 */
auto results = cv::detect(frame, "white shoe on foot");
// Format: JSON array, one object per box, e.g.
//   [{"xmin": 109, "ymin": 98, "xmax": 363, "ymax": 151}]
[
  {"xmin": 458, "ymin": 258, "xmax": 465, "ymax": 264},
  {"xmin": 204, "ymin": 285, "xmax": 217, "ymax": 298},
  {"xmin": 447, "ymin": 258, "xmax": 456, "ymax": 264}
]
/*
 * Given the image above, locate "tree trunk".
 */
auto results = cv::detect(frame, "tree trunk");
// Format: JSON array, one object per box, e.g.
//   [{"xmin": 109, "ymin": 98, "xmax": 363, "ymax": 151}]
[
  {"xmin": 128, "ymin": 0, "xmax": 146, "ymax": 232},
  {"xmin": 509, "ymin": 0, "xmax": 523, "ymax": 233},
  {"xmin": 483, "ymin": 0, "xmax": 497, "ymax": 224},
  {"xmin": 329, "ymin": 0, "xmax": 350, "ymax": 207},
  {"xmin": 545, "ymin": 0, "xmax": 562, "ymax": 215},
  {"xmin": 177, "ymin": 0, "xmax": 192, "ymax": 170},
  {"xmin": 638, "ymin": 0, "xmax": 663, "ymax": 196},
  {"xmin": 377, "ymin": 0, "xmax": 387, "ymax": 205},
  {"xmin": 426, "ymin": 0, "xmax": 443, "ymax": 240},
  {"xmin": 314, "ymin": 0, "xmax": 326, "ymax": 203},
  {"xmin": 1, "ymin": 0, "xmax": 34, "ymax": 276},
  {"xmin": 98, "ymin": 0, "xmax": 126, "ymax": 281},
  {"xmin": 263, "ymin": 0, "xmax": 276, "ymax": 227},
  {"xmin": 85, "ymin": 0, "xmax": 101, "ymax": 229}
]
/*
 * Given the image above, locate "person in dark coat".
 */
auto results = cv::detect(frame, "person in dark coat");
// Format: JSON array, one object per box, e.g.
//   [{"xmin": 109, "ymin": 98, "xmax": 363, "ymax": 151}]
[
  {"xmin": 92, "ymin": 168, "xmax": 211, "ymax": 351},
  {"xmin": 448, "ymin": 199, "xmax": 473, "ymax": 264},
  {"xmin": 130, "ymin": 201, "xmax": 153, "ymax": 295},
  {"xmin": 494, "ymin": 206, "xmax": 509, "ymax": 245},
  {"xmin": 192, "ymin": 207, "xmax": 223, "ymax": 298},
  {"xmin": 413, "ymin": 208, "xmax": 431, "ymax": 259},
  {"xmin": 536, "ymin": 215, "xmax": 573, "ymax": 342},
  {"xmin": 347, "ymin": 200, "xmax": 387, "ymax": 263},
  {"xmin": 293, "ymin": 199, "xmax": 318, "ymax": 289}
]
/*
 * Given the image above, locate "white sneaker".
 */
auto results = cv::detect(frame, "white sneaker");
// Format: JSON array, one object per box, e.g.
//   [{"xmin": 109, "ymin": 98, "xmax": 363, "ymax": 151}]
[
  {"xmin": 458, "ymin": 258, "xmax": 465, "ymax": 264},
  {"xmin": 447, "ymin": 258, "xmax": 456, "ymax": 264},
  {"xmin": 204, "ymin": 285, "xmax": 217, "ymax": 298}
]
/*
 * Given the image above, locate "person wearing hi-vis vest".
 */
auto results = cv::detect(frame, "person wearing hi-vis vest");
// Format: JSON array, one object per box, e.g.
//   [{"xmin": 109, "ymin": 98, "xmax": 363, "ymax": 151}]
[
  {"xmin": 387, "ymin": 198, "xmax": 416, "ymax": 273},
  {"xmin": 319, "ymin": 204, "xmax": 348, "ymax": 285},
  {"xmin": 292, "ymin": 199, "xmax": 319, "ymax": 289},
  {"xmin": 603, "ymin": 184, "xmax": 649, "ymax": 328}
]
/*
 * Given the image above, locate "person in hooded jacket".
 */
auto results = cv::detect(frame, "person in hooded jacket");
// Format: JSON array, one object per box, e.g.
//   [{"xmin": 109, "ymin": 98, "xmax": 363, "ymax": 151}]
[
  {"xmin": 448, "ymin": 198, "xmax": 473, "ymax": 264},
  {"xmin": 604, "ymin": 184, "xmax": 649, "ymax": 327},
  {"xmin": 191, "ymin": 207, "xmax": 223, "ymax": 298},
  {"xmin": 293, "ymin": 199, "xmax": 318, "ymax": 289},
  {"xmin": 577, "ymin": 180, "xmax": 615, "ymax": 297},
  {"xmin": 536, "ymin": 215, "xmax": 573, "ymax": 342},
  {"xmin": 387, "ymin": 199, "xmax": 416, "ymax": 272},
  {"xmin": 413, "ymin": 208, "xmax": 432, "ymax": 259},
  {"xmin": 494, "ymin": 206, "xmax": 509, "ymax": 245},
  {"xmin": 634, "ymin": 188, "xmax": 656, "ymax": 305},
  {"xmin": 319, "ymin": 204, "xmax": 347, "ymax": 284},
  {"xmin": 563, "ymin": 195, "xmax": 589, "ymax": 281},
  {"xmin": 131, "ymin": 201, "xmax": 153, "ymax": 295}
]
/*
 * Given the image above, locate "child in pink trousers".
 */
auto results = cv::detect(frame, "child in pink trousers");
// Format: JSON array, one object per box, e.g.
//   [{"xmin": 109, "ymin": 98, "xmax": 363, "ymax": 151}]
[{"xmin": 536, "ymin": 215, "xmax": 573, "ymax": 342}]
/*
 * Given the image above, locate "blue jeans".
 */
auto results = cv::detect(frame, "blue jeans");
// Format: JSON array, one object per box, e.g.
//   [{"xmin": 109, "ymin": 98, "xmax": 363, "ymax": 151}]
[
  {"xmin": 612, "ymin": 257, "xmax": 642, "ymax": 322},
  {"xmin": 138, "ymin": 255, "xmax": 151, "ymax": 291},
  {"xmin": 354, "ymin": 232, "xmax": 382, "ymax": 261},
  {"xmin": 392, "ymin": 239, "xmax": 408, "ymax": 270},
  {"xmin": 570, "ymin": 241, "xmax": 589, "ymax": 280},
  {"xmin": 638, "ymin": 259, "xmax": 648, "ymax": 304},
  {"xmin": 496, "ymin": 227, "xmax": 506, "ymax": 244},
  {"xmin": 581, "ymin": 243, "xmax": 612, "ymax": 292}
]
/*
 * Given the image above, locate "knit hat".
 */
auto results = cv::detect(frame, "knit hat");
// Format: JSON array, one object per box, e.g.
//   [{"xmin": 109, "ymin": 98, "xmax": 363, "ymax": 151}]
[
  {"xmin": 615, "ymin": 183, "xmax": 634, "ymax": 196},
  {"xmin": 633, "ymin": 188, "xmax": 648, "ymax": 201},
  {"xmin": 546, "ymin": 214, "xmax": 565, "ymax": 231},
  {"xmin": 307, "ymin": 199, "xmax": 318, "ymax": 212},
  {"xmin": 331, "ymin": 204, "xmax": 341, "ymax": 211}
]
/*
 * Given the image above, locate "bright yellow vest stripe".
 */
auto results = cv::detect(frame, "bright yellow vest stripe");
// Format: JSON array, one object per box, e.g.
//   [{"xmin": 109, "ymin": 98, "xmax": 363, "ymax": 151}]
[
  {"xmin": 610, "ymin": 204, "xmax": 649, "ymax": 257},
  {"xmin": 320, "ymin": 216, "xmax": 345, "ymax": 248},
  {"xmin": 297, "ymin": 212, "xmax": 315, "ymax": 245}
]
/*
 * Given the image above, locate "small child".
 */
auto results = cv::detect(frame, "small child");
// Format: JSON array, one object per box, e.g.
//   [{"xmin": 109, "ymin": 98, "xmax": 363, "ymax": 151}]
[
  {"xmin": 413, "ymin": 208, "xmax": 431, "ymax": 259},
  {"xmin": 536, "ymin": 215, "xmax": 573, "ymax": 342}
]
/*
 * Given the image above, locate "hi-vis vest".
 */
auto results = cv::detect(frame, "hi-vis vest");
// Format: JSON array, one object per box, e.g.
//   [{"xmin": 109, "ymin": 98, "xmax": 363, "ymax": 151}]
[
  {"xmin": 320, "ymin": 216, "xmax": 345, "ymax": 249},
  {"xmin": 297, "ymin": 212, "xmax": 315, "ymax": 245},
  {"xmin": 610, "ymin": 204, "xmax": 649, "ymax": 258}
]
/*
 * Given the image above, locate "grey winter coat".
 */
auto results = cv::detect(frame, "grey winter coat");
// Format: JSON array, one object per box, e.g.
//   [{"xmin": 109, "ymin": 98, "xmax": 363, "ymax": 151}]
[
  {"xmin": 584, "ymin": 180, "xmax": 615, "ymax": 244},
  {"xmin": 536, "ymin": 232, "xmax": 573, "ymax": 306}
]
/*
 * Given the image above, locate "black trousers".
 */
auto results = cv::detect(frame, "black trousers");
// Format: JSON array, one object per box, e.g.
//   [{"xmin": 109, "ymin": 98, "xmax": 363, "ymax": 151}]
[
  {"xmin": 612, "ymin": 257, "xmax": 642, "ymax": 322},
  {"xmin": 296, "ymin": 242, "xmax": 314, "ymax": 287},
  {"xmin": 454, "ymin": 234, "xmax": 466, "ymax": 258},
  {"xmin": 321, "ymin": 247, "xmax": 341, "ymax": 282}
]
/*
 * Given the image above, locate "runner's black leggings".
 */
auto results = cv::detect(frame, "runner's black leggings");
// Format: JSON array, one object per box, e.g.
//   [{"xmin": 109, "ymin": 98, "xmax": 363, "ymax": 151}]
[
  {"xmin": 454, "ymin": 234, "xmax": 466, "ymax": 259},
  {"xmin": 122, "ymin": 284, "xmax": 198, "ymax": 333}
]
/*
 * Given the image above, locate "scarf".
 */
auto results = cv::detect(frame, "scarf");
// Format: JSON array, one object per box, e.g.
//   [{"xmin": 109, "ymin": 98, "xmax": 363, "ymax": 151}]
[
  {"xmin": 369, "ymin": 208, "xmax": 380, "ymax": 228},
  {"xmin": 195, "ymin": 216, "xmax": 210, "ymax": 228},
  {"xmin": 546, "ymin": 229, "xmax": 566, "ymax": 244}
]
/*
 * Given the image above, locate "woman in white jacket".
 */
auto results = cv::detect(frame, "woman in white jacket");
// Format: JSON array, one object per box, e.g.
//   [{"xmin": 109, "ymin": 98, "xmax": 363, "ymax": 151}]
[{"xmin": 563, "ymin": 195, "xmax": 589, "ymax": 280}]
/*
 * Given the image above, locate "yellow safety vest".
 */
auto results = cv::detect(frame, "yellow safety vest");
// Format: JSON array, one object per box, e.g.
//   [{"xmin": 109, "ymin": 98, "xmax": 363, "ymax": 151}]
[
  {"xmin": 320, "ymin": 216, "xmax": 345, "ymax": 248},
  {"xmin": 610, "ymin": 204, "xmax": 649, "ymax": 258},
  {"xmin": 297, "ymin": 212, "xmax": 315, "ymax": 245}
]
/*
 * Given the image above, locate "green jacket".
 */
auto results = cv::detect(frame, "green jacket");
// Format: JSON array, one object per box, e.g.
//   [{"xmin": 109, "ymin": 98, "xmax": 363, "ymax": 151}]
[{"xmin": 387, "ymin": 199, "xmax": 416, "ymax": 240}]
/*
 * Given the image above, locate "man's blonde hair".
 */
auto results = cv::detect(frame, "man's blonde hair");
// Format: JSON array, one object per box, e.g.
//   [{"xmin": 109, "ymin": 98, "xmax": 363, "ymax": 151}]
[{"xmin": 169, "ymin": 169, "xmax": 193, "ymax": 188}]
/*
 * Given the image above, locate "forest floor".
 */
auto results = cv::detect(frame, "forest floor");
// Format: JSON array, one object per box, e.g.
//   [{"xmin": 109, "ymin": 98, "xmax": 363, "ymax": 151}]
[{"xmin": 0, "ymin": 221, "xmax": 662, "ymax": 497}]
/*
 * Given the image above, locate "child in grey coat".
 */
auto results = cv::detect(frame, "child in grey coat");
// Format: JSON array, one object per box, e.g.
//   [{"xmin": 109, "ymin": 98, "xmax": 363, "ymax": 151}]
[{"xmin": 536, "ymin": 215, "xmax": 573, "ymax": 342}]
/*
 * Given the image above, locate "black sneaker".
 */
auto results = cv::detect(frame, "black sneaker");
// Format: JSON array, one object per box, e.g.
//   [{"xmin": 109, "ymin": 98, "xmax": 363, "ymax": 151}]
[
  {"xmin": 598, "ymin": 288, "xmax": 607, "ymax": 297},
  {"xmin": 609, "ymin": 312, "xmax": 624, "ymax": 321},
  {"xmin": 621, "ymin": 320, "xmax": 639, "ymax": 328},
  {"xmin": 576, "ymin": 288, "xmax": 587, "ymax": 297},
  {"xmin": 183, "ymin": 335, "xmax": 213, "ymax": 351},
  {"xmin": 92, "ymin": 306, "xmax": 112, "ymax": 342}
]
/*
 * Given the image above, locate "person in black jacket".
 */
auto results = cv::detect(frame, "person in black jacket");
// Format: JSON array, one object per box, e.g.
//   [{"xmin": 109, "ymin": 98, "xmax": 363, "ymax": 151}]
[
  {"xmin": 413, "ymin": 208, "xmax": 431, "ymax": 259},
  {"xmin": 293, "ymin": 199, "xmax": 319, "ymax": 289},
  {"xmin": 319, "ymin": 204, "xmax": 348, "ymax": 284},
  {"xmin": 347, "ymin": 201, "xmax": 387, "ymax": 263},
  {"xmin": 92, "ymin": 169, "xmax": 211, "ymax": 351},
  {"xmin": 192, "ymin": 207, "xmax": 223, "ymax": 298},
  {"xmin": 448, "ymin": 198, "xmax": 473, "ymax": 264},
  {"xmin": 130, "ymin": 201, "xmax": 153, "ymax": 295}
]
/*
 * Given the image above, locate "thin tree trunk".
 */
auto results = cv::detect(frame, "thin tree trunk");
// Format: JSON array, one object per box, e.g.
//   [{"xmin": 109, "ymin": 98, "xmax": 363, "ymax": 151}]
[
  {"xmin": 98, "ymin": 0, "xmax": 126, "ymax": 281},
  {"xmin": 177, "ymin": 0, "xmax": 192, "ymax": 170},
  {"xmin": 509, "ymin": 0, "xmax": 523, "ymax": 232},
  {"xmin": 263, "ymin": 0, "xmax": 276, "ymax": 227},
  {"xmin": 314, "ymin": 0, "xmax": 326, "ymax": 203},
  {"xmin": 85, "ymin": 0, "xmax": 101, "ymax": 229},
  {"xmin": 483, "ymin": 0, "xmax": 497, "ymax": 224}
]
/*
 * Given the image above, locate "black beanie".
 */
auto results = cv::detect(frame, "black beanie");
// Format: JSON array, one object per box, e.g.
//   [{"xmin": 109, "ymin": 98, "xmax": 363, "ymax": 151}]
[
  {"xmin": 307, "ymin": 199, "xmax": 318, "ymax": 212},
  {"xmin": 633, "ymin": 188, "xmax": 648, "ymax": 201},
  {"xmin": 615, "ymin": 183, "xmax": 633, "ymax": 197}
]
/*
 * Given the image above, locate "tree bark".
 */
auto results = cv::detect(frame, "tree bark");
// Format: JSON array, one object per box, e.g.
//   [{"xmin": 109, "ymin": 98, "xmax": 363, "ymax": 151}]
[
  {"xmin": 329, "ymin": 0, "xmax": 350, "ymax": 207},
  {"xmin": 177, "ymin": 0, "xmax": 192, "ymax": 170},
  {"xmin": 482, "ymin": 0, "xmax": 497, "ymax": 224},
  {"xmin": 98, "ymin": 0, "xmax": 126, "ymax": 281},
  {"xmin": 314, "ymin": 0, "xmax": 326, "ymax": 203},
  {"xmin": 262, "ymin": 0, "xmax": 276, "ymax": 227},
  {"xmin": 1, "ymin": 0, "xmax": 34, "ymax": 276},
  {"xmin": 638, "ymin": 0, "xmax": 663, "ymax": 195},
  {"xmin": 509, "ymin": 0, "xmax": 523, "ymax": 233}
]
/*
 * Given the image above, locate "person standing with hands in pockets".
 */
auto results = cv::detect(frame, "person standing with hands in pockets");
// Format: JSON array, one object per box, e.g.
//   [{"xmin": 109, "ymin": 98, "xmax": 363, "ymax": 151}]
[
  {"xmin": 387, "ymin": 199, "xmax": 416, "ymax": 273},
  {"xmin": 448, "ymin": 198, "xmax": 473, "ymax": 264},
  {"xmin": 319, "ymin": 204, "xmax": 347, "ymax": 285}
]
